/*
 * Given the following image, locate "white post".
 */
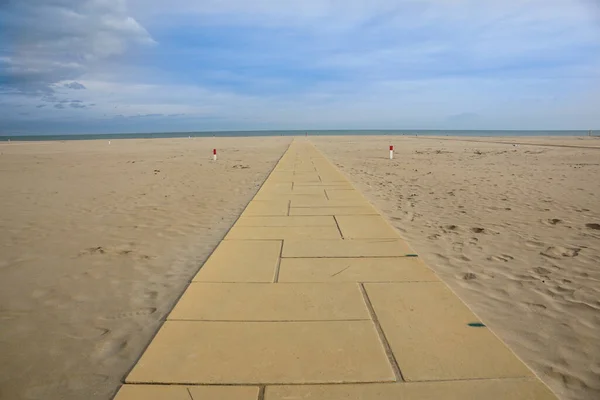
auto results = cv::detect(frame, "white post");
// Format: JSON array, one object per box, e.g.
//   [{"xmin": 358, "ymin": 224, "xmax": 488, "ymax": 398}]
[
  {"xmin": 389, "ymin": 145, "xmax": 394, "ymax": 159},
  {"xmin": 213, "ymin": 148, "xmax": 217, "ymax": 161}
]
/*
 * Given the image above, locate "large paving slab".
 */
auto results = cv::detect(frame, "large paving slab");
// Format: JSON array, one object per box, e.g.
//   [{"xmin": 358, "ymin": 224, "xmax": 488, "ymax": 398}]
[
  {"xmin": 241, "ymin": 201, "xmax": 289, "ymax": 216},
  {"xmin": 290, "ymin": 205, "xmax": 378, "ymax": 216},
  {"xmin": 254, "ymin": 192, "xmax": 327, "ymax": 201},
  {"xmin": 292, "ymin": 172, "xmax": 321, "ymax": 182},
  {"xmin": 235, "ymin": 215, "xmax": 336, "ymax": 227},
  {"xmin": 282, "ymin": 239, "xmax": 414, "ymax": 258},
  {"xmin": 193, "ymin": 240, "xmax": 281, "ymax": 282},
  {"xmin": 336, "ymin": 215, "xmax": 401, "ymax": 239},
  {"xmin": 265, "ymin": 379, "xmax": 557, "ymax": 400},
  {"xmin": 126, "ymin": 320, "xmax": 395, "ymax": 384},
  {"xmin": 278, "ymin": 257, "xmax": 439, "ymax": 282},
  {"xmin": 325, "ymin": 189, "xmax": 367, "ymax": 200},
  {"xmin": 114, "ymin": 385, "xmax": 260, "ymax": 400},
  {"xmin": 291, "ymin": 186, "xmax": 328, "ymax": 195},
  {"xmin": 225, "ymin": 225, "xmax": 341, "ymax": 240},
  {"xmin": 293, "ymin": 181, "xmax": 352, "ymax": 188},
  {"xmin": 168, "ymin": 283, "xmax": 369, "ymax": 321},
  {"xmin": 290, "ymin": 198, "xmax": 368, "ymax": 207},
  {"xmin": 364, "ymin": 282, "xmax": 534, "ymax": 381}
]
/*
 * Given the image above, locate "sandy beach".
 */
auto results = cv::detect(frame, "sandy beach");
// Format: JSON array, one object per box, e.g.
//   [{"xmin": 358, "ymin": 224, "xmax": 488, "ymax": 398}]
[
  {"xmin": 1, "ymin": 135, "xmax": 599, "ymax": 400},
  {"xmin": 312, "ymin": 136, "xmax": 600, "ymax": 400},
  {"xmin": 0, "ymin": 137, "xmax": 291, "ymax": 400}
]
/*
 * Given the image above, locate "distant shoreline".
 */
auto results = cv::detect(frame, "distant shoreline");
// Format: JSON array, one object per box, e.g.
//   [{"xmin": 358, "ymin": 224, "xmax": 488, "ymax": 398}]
[{"xmin": 0, "ymin": 129, "xmax": 596, "ymax": 142}]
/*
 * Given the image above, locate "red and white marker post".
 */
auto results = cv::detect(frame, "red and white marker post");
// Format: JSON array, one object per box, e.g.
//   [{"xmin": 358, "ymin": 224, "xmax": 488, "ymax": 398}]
[
  {"xmin": 213, "ymin": 148, "xmax": 217, "ymax": 161},
  {"xmin": 389, "ymin": 145, "xmax": 394, "ymax": 160}
]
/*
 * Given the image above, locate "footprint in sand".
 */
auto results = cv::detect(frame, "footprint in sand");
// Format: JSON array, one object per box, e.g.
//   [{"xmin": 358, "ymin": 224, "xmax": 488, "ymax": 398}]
[
  {"xmin": 487, "ymin": 254, "xmax": 514, "ymax": 262},
  {"xmin": 471, "ymin": 227, "xmax": 485, "ymax": 234},
  {"xmin": 525, "ymin": 302, "xmax": 547, "ymax": 311},
  {"xmin": 463, "ymin": 272, "xmax": 477, "ymax": 280},
  {"xmin": 100, "ymin": 307, "xmax": 157, "ymax": 320},
  {"xmin": 585, "ymin": 223, "xmax": 600, "ymax": 230},
  {"xmin": 525, "ymin": 240, "xmax": 544, "ymax": 248},
  {"xmin": 92, "ymin": 338, "xmax": 129, "ymax": 361},
  {"xmin": 65, "ymin": 326, "xmax": 110, "ymax": 340},
  {"xmin": 543, "ymin": 218, "xmax": 562, "ymax": 226},
  {"xmin": 533, "ymin": 267, "xmax": 552, "ymax": 276},
  {"xmin": 540, "ymin": 246, "xmax": 580, "ymax": 259}
]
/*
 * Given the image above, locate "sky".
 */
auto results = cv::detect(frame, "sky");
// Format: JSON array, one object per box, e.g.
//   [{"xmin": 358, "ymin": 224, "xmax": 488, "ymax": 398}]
[{"xmin": 1, "ymin": 0, "xmax": 599, "ymax": 134}]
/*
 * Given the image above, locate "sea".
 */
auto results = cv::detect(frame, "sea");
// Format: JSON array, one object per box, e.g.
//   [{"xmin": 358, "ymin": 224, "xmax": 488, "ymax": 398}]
[{"xmin": 0, "ymin": 130, "xmax": 594, "ymax": 142}]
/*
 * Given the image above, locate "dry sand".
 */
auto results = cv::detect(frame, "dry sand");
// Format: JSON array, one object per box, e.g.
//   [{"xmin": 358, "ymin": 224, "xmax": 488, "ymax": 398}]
[
  {"xmin": 2, "ymin": 135, "xmax": 599, "ymax": 400},
  {"xmin": 312, "ymin": 136, "xmax": 600, "ymax": 400},
  {"xmin": 0, "ymin": 137, "xmax": 290, "ymax": 400}
]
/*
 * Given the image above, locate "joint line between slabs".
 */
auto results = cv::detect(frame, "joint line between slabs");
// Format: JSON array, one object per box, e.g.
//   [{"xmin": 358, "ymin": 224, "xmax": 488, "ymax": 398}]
[
  {"xmin": 359, "ymin": 283, "xmax": 404, "ymax": 382},
  {"xmin": 258, "ymin": 385, "xmax": 266, "ymax": 400},
  {"xmin": 185, "ymin": 387, "xmax": 194, "ymax": 400},
  {"xmin": 333, "ymin": 215, "xmax": 345, "ymax": 240},
  {"xmin": 273, "ymin": 240, "xmax": 283, "ymax": 283}
]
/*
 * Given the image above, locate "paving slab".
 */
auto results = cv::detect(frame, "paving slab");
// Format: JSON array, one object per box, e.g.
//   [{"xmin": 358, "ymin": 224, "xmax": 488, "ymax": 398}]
[
  {"xmin": 290, "ymin": 199, "xmax": 369, "ymax": 207},
  {"xmin": 168, "ymin": 283, "xmax": 369, "ymax": 321},
  {"xmin": 292, "ymin": 172, "xmax": 321, "ymax": 182},
  {"xmin": 126, "ymin": 320, "xmax": 395, "ymax": 384},
  {"xmin": 290, "ymin": 206, "xmax": 378, "ymax": 216},
  {"xmin": 225, "ymin": 225, "xmax": 341, "ymax": 240},
  {"xmin": 325, "ymin": 189, "xmax": 366, "ymax": 200},
  {"xmin": 293, "ymin": 181, "xmax": 352, "ymax": 187},
  {"xmin": 265, "ymin": 379, "xmax": 557, "ymax": 400},
  {"xmin": 320, "ymin": 175, "xmax": 350, "ymax": 183},
  {"xmin": 291, "ymin": 186, "xmax": 328, "ymax": 195},
  {"xmin": 254, "ymin": 192, "xmax": 327, "ymax": 201},
  {"xmin": 235, "ymin": 216, "xmax": 336, "ymax": 227},
  {"xmin": 364, "ymin": 282, "xmax": 534, "ymax": 381},
  {"xmin": 336, "ymin": 215, "xmax": 401, "ymax": 239},
  {"xmin": 114, "ymin": 385, "xmax": 260, "ymax": 400},
  {"xmin": 241, "ymin": 201, "xmax": 289, "ymax": 216},
  {"xmin": 283, "ymin": 239, "xmax": 414, "ymax": 258},
  {"xmin": 278, "ymin": 257, "xmax": 438, "ymax": 282},
  {"xmin": 267, "ymin": 172, "xmax": 295, "ymax": 182},
  {"xmin": 193, "ymin": 240, "xmax": 281, "ymax": 282}
]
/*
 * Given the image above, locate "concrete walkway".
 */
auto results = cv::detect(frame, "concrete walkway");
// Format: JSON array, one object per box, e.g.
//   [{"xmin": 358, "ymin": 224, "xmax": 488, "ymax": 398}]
[{"xmin": 114, "ymin": 141, "xmax": 557, "ymax": 400}]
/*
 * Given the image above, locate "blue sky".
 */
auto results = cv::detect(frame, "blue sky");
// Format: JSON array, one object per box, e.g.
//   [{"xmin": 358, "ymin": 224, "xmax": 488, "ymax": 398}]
[{"xmin": 1, "ymin": 0, "xmax": 599, "ymax": 134}]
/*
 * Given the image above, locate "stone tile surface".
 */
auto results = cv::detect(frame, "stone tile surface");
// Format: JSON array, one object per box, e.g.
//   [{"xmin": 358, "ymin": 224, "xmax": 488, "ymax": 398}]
[
  {"xmin": 282, "ymin": 239, "xmax": 414, "ymax": 258},
  {"xmin": 225, "ymin": 225, "xmax": 341, "ymax": 240},
  {"xmin": 290, "ymin": 206, "xmax": 378, "ymax": 216},
  {"xmin": 114, "ymin": 385, "xmax": 259, "ymax": 400},
  {"xmin": 324, "ymin": 189, "xmax": 366, "ymax": 200},
  {"xmin": 278, "ymin": 258, "xmax": 438, "ymax": 282},
  {"xmin": 168, "ymin": 283, "xmax": 369, "ymax": 321},
  {"xmin": 364, "ymin": 282, "xmax": 534, "ymax": 381},
  {"xmin": 193, "ymin": 240, "xmax": 281, "ymax": 282},
  {"xmin": 241, "ymin": 201, "xmax": 289, "ymax": 216},
  {"xmin": 265, "ymin": 380, "xmax": 557, "ymax": 400},
  {"xmin": 336, "ymin": 215, "xmax": 401, "ymax": 239},
  {"xmin": 290, "ymin": 199, "xmax": 369, "ymax": 207},
  {"xmin": 126, "ymin": 320, "xmax": 395, "ymax": 384},
  {"xmin": 235, "ymin": 215, "xmax": 336, "ymax": 227}
]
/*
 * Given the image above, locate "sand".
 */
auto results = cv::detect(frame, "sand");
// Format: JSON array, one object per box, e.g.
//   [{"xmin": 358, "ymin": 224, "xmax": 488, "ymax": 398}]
[
  {"xmin": 311, "ymin": 136, "xmax": 600, "ymax": 400},
  {"xmin": 1, "ymin": 135, "xmax": 598, "ymax": 400},
  {"xmin": 0, "ymin": 137, "xmax": 291, "ymax": 400}
]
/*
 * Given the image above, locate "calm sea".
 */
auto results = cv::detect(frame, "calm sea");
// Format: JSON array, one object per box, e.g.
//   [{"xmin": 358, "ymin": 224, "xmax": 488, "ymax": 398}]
[{"xmin": 0, "ymin": 130, "xmax": 593, "ymax": 142}]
